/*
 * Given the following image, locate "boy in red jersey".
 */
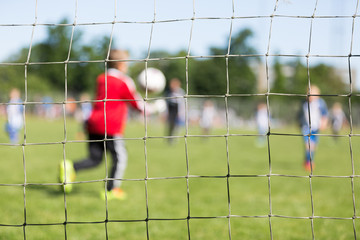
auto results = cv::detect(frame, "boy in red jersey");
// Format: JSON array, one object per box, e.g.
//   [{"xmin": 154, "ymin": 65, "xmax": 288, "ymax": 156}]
[{"xmin": 60, "ymin": 49, "xmax": 144, "ymax": 199}]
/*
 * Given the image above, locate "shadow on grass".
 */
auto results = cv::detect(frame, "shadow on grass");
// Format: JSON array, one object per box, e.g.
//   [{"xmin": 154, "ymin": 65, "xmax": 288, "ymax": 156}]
[{"xmin": 26, "ymin": 184, "xmax": 102, "ymax": 199}]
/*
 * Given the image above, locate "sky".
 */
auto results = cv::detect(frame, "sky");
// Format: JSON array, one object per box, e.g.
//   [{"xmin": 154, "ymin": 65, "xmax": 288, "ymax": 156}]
[{"xmin": 1, "ymin": 0, "xmax": 360, "ymax": 87}]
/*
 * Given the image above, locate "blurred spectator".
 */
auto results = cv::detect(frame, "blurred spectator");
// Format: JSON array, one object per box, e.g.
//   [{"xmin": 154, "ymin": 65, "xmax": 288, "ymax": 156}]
[
  {"xmin": 330, "ymin": 102, "xmax": 348, "ymax": 140},
  {"xmin": 298, "ymin": 85, "xmax": 328, "ymax": 172},
  {"xmin": 199, "ymin": 100, "xmax": 216, "ymax": 136},
  {"xmin": 5, "ymin": 88, "xmax": 24, "ymax": 144},
  {"xmin": 42, "ymin": 96, "xmax": 56, "ymax": 119},
  {"xmin": 256, "ymin": 102, "xmax": 269, "ymax": 147},
  {"xmin": 75, "ymin": 93, "xmax": 93, "ymax": 139},
  {"xmin": 65, "ymin": 97, "xmax": 77, "ymax": 117},
  {"xmin": 165, "ymin": 78, "xmax": 185, "ymax": 144}
]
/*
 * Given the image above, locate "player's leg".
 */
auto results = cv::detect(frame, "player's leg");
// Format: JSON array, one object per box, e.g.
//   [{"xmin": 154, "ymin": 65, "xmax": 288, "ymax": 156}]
[
  {"xmin": 6, "ymin": 123, "xmax": 18, "ymax": 144},
  {"xmin": 257, "ymin": 125, "xmax": 267, "ymax": 147},
  {"xmin": 167, "ymin": 104, "xmax": 178, "ymax": 141},
  {"xmin": 304, "ymin": 138, "xmax": 312, "ymax": 172},
  {"xmin": 59, "ymin": 134, "xmax": 105, "ymax": 192},
  {"xmin": 107, "ymin": 137, "xmax": 128, "ymax": 190},
  {"xmin": 104, "ymin": 136, "xmax": 127, "ymax": 200},
  {"xmin": 304, "ymin": 132, "xmax": 318, "ymax": 171},
  {"xmin": 332, "ymin": 120, "xmax": 341, "ymax": 141},
  {"xmin": 74, "ymin": 134, "xmax": 105, "ymax": 171}
]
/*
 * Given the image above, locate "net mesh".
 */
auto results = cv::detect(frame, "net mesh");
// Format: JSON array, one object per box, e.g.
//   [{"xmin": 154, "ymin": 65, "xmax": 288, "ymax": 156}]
[{"xmin": 0, "ymin": 0, "xmax": 359, "ymax": 239}]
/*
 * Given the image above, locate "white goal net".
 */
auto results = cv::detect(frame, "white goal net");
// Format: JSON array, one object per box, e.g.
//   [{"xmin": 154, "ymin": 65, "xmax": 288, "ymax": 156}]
[{"xmin": 0, "ymin": 0, "xmax": 359, "ymax": 239}]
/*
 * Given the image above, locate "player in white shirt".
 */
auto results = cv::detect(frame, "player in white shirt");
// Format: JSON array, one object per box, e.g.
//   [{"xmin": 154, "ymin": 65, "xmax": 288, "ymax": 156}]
[
  {"xmin": 200, "ymin": 100, "xmax": 216, "ymax": 135},
  {"xmin": 5, "ymin": 88, "xmax": 24, "ymax": 144},
  {"xmin": 256, "ymin": 102, "xmax": 269, "ymax": 147},
  {"xmin": 298, "ymin": 85, "xmax": 328, "ymax": 172}
]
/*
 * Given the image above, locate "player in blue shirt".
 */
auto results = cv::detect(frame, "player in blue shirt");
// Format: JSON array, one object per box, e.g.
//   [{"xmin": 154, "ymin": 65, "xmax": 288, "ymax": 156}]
[{"xmin": 298, "ymin": 85, "xmax": 328, "ymax": 172}]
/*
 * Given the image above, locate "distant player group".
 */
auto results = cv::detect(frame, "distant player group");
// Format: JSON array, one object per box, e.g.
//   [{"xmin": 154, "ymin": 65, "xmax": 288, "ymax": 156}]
[{"xmin": 3, "ymin": 49, "xmax": 348, "ymax": 200}]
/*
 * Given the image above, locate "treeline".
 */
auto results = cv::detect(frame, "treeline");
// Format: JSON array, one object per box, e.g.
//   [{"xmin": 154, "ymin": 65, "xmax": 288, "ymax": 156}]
[{"xmin": 0, "ymin": 18, "xmax": 351, "ymax": 104}]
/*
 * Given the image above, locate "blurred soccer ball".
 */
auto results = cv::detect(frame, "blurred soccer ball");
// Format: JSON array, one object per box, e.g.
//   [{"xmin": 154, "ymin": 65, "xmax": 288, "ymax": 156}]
[{"xmin": 137, "ymin": 68, "xmax": 166, "ymax": 94}]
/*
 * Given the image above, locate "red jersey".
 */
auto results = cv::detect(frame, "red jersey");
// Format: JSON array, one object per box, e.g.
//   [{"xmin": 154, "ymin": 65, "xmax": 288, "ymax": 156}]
[{"xmin": 87, "ymin": 68, "xmax": 142, "ymax": 136}]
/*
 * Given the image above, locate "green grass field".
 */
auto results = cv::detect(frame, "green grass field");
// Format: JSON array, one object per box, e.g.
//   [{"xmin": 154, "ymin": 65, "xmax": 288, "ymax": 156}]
[{"xmin": 0, "ymin": 115, "xmax": 360, "ymax": 240}]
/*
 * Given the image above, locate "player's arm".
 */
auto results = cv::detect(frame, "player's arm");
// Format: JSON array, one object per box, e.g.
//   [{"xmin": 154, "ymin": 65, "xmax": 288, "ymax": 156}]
[{"xmin": 120, "ymin": 81, "xmax": 144, "ymax": 112}]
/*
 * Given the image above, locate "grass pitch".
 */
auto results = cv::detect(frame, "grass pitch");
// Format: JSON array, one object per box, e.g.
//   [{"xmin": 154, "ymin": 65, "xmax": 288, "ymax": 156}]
[{"xmin": 0, "ymin": 115, "xmax": 360, "ymax": 239}]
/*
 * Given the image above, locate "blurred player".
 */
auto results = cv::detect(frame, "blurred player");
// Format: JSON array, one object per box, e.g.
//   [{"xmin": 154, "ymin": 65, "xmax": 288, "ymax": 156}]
[
  {"xmin": 65, "ymin": 97, "xmax": 77, "ymax": 118},
  {"xmin": 42, "ymin": 96, "xmax": 56, "ymax": 120},
  {"xmin": 60, "ymin": 49, "xmax": 147, "ymax": 199},
  {"xmin": 5, "ymin": 88, "xmax": 23, "ymax": 144},
  {"xmin": 75, "ymin": 93, "xmax": 92, "ymax": 140},
  {"xmin": 165, "ymin": 78, "xmax": 185, "ymax": 144},
  {"xmin": 329, "ymin": 102, "xmax": 347, "ymax": 140},
  {"xmin": 199, "ymin": 100, "xmax": 216, "ymax": 136},
  {"xmin": 298, "ymin": 85, "xmax": 328, "ymax": 172},
  {"xmin": 79, "ymin": 93, "xmax": 92, "ymax": 122},
  {"xmin": 256, "ymin": 102, "xmax": 269, "ymax": 147}
]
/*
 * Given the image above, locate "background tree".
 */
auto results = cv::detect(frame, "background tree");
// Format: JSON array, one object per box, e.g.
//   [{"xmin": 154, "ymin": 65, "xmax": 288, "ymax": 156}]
[
  {"xmin": 129, "ymin": 29, "xmax": 257, "ymax": 96},
  {"xmin": 189, "ymin": 28, "xmax": 258, "ymax": 95},
  {"xmin": 0, "ymin": 19, "xmax": 351, "ymax": 108},
  {"xmin": 0, "ymin": 18, "xmax": 109, "ymax": 99},
  {"xmin": 271, "ymin": 59, "xmax": 347, "ymax": 96},
  {"xmin": 272, "ymin": 57, "xmax": 287, "ymax": 93}
]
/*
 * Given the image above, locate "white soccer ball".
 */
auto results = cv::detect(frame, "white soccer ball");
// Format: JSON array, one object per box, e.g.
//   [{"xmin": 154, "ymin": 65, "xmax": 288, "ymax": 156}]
[{"xmin": 137, "ymin": 68, "xmax": 166, "ymax": 93}]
